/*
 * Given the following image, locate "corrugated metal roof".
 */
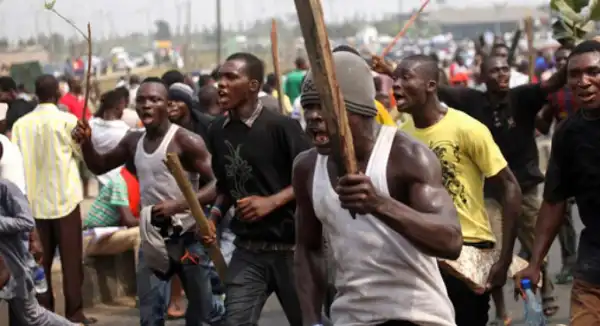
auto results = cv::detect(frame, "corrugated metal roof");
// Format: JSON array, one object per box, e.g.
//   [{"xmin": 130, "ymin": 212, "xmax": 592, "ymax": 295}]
[{"xmin": 424, "ymin": 6, "xmax": 549, "ymax": 25}]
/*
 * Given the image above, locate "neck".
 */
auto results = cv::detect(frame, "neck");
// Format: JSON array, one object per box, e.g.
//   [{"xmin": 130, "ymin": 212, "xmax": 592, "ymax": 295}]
[
  {"xmin": 353, "ymin": 120, "xmax": 380, "ymax": 165},
  {"xmin": 411, "ymin": 97, "xmax": 447, "ymax": 129},
  {"xmin": 145, "ymin": 119, "xmax": 171, "ymax": 139},
  {"xmin": 230, "ymin": 97, "xmax": 258, "ymax": 120},
  {"xmin": 486, "ymin": 88, "xmax": 508, "ymax": 103},
  {"xmin": 103, "ymin": 110, "xmax": 120, "ymax": 120}
]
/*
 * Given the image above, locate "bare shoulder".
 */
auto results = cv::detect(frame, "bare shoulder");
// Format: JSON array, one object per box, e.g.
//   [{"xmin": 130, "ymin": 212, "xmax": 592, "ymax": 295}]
[
  {"xmin": 293, "ymin": 147, "xmax": 318, "ymax": 177},
  {"xmin": 390, "ymin": 130, "xmax": 442, "ymax": 183},
  {"xmin": 174, "ymin": 126, "xmax": 207, "ymax": 149}
]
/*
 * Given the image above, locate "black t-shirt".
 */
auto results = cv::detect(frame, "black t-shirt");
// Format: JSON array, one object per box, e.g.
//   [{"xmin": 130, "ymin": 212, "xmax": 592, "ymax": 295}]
[
  {"xmin": 544, "ymin": 110, "xmax": 600, "ymax": 285},
  {"xmin": 438, "ymin": 84, "xmax": 547, "ymax": 193},
  {"xmin": 5, "ymin": 99, "xmax": 36, "ymax": 131},
  {"xmin": 207, "ymin": 107, "xmax": 310, "ymax": 244}
]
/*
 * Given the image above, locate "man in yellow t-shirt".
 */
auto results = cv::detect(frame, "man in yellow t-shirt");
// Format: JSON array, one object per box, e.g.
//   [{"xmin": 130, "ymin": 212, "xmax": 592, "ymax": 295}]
[
  {"xmin": 375, "ymin": 100, "xmax": 396, "ymax": 126},
  {"xmin": 395, "ymin": 54, "xmax": 522, "ymax": 326}
]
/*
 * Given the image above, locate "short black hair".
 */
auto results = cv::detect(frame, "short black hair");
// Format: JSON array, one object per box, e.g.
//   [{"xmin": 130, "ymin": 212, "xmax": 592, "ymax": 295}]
[
  {"xmin": 294, "ymin": 57, "xmax": 307, "ymax": 68},
  {"xmin": 114, "ymin": 86, "xmax": 129, "ymax": 99},
  {"xmin": 265, "ymin": 73, "xmax": 277, "ymax": 87},
  {"xmin": 198, "ymin": 74, "xmax": 213, "ymax": 88},
  {"xmin": 0, "ymin": 76, "xmax": 17, "ymax": 92},
  {"xmin": 161, "ymin": 70, "xmax": 185, "ymax": 87},
  {"xmin": 226, "ymin": 52, "xmax": 265, "ymax": 85},
  {"xmin": 402, "ymin": 54, "xmax": 440, "ymax": 82},
  {"xmin": 34, "ymin": 74, "xmax": 59, "ymax": 102},
  {"xmin": 198, "ymin": 85, "xmax": 218, "ymax": 108},
  {"xmin": 129, "ymin": 75, "xmax": 141, "ymax": 85},
  {"xmin": 568, "ymin": 40, "xmax": 600, "ymax": 60},
  {"xmin": 142, "ymin": 76, "xmax": 167, "ymax": 86},
  {"xmin": 95, "ymin": 89, "xmax": 124, "ymax": 117},
  {"xmin": 333, "ymin": 44, "xmax": 361, "ymax": 56}
]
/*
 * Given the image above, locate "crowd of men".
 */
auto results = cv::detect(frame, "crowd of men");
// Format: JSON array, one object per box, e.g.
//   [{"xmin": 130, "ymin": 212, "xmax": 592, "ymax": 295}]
[{"xmin": 0, "ymin": 30, "xmax": 598, "ymax": 326}]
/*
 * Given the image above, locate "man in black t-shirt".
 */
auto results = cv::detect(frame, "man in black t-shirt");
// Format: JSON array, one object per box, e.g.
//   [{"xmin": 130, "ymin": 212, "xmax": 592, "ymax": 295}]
[
  {"xmin": 0, "ymin": 76, "xmax": 35, "ymax": 137},
  {"xmin": 205, "ymin": 52, "xmax": 310, "ymax": 326},
  {"xmin": 516, "ymin": 40, "xmax": 600, "ymax": 326}
]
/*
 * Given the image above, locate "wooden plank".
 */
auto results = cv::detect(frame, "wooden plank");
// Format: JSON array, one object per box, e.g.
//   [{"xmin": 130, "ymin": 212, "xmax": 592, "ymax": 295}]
[
  {"xmin": 270, "ymin": 19, "xmax": 286, "ymax": 114},
  {"xmin": 164, "ymin": 153, "xmax": 227, "ymax": 281},
  {"xmin": 524, "ymin": 17, "xmax": 535, "ymax": 82},
  {"xmin": 294, "ymin": 0, "xmax": 357, "ymax": 174}
]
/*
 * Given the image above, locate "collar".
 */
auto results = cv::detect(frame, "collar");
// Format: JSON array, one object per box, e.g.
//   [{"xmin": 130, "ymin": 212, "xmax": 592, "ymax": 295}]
[
  {"xmin": 223, "ymin": 103, "xmax": 263, "ymax": 128},
  {"xmin": 34, "ymin": 103, "xmax": 60, "ymax": 112}
]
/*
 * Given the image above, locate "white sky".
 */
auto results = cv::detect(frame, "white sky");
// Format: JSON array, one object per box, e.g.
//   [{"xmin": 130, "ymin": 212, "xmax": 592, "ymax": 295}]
[{"xmin": 0, "ymin": 0, "xmax": 546, "ymax": 40}]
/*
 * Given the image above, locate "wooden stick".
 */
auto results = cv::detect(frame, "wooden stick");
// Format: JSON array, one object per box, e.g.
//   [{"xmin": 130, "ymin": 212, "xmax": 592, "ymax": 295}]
[
  {"xmin": 294, "ymin": 0, "xmax": 357, "ymax": 175},
  {"xmin": 164, "ymin": 153, "xmax": 227, "ymax": 281},
  {"xmin": 82, "ymin": 23, "xmax": 92, "ymax": 122},
  {"xmin": 270, "ymin": 19, "xmax": 286, "ymax": 115},
  {"xmin": 524, "ymin": 16, "xmax": 535, "ymax": 82},
  {"xmin": 381, "ymin": 0, "xmax": 431, "ymax": 57}
]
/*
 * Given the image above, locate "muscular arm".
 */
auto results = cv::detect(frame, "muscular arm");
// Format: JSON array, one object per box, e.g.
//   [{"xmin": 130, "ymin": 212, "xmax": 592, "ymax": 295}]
[
  {"xmin": 374, "ymin": 142, "xmax": 463, "ymax": 260},
  {"xmin": 178, "ymin": 129, "xmax": 217, "ymax": 207},
  {"xmin": 292, "ymin": 150, "xmax": 326, "ymax": 325},
  {"xmin": 535, "ymin": 104, "xmax": 555, "ymax": 135},
  {"xmin": 530, "ymin": 201, "xmax": 566, "ymax": 269},
  {"xmin": 486, "ymin": 168, "xmax": 522, "ymax": 265},
  {"xmin": 81, "ymin": 131, "xmax": 140, "ymax": 175}
]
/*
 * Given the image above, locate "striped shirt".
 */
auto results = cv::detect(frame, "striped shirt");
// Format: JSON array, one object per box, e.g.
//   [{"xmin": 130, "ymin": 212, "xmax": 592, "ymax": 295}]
[
  {"xmin": 84, "ymin": 175, "xmax": 129, "ymax": 228},
  {"xmin": 11, "ymin": 103, "xmax": 83, "ymax": 219}
]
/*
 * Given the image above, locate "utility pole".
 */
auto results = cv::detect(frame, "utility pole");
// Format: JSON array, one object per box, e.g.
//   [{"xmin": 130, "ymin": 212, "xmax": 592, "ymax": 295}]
[
  {"xmin": 216, "ymin": 0, "xmax": 222, "ymax": 64},
  {"xmin": 185, "ymin": 0, "xmax": 192, "ymax": 69}
]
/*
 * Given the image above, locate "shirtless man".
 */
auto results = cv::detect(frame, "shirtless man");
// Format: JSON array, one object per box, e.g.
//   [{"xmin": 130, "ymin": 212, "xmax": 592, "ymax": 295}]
[
  {"xmin": 72, "ymin": 77, "xmax": 224, "ymax": 326},
  {"xmin": 293, "ymin": 51, "xmax": 461, "ymax": 326}
]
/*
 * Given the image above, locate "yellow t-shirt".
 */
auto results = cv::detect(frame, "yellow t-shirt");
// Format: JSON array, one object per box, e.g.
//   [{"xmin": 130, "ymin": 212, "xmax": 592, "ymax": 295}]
[
  {"xmin": 375, "ymin": 101, "xmax": 396, "ymax": 126},
  {"xmin": 401, "ymin": 108, "xmax": 507, "ymax": 243},
  {"xmin": 272, "ymin": 90, "xmax": 293, "ymax": 114}
]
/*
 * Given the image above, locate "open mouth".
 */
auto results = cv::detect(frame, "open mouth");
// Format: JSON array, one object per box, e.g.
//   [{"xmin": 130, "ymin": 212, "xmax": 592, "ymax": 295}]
[
  {"xmin": 577, "ymin": 92, "xmax": 596, "ymax": 103},
  {"xmin": 498, "ymin": 79, "xmax": 509, "ymax": 88},
  {"xmin": 394, "ymin": 92, "xmax": 408, "ymax": 109},
  {"xmin": 312, "ymin": 132, "xmax": 330, "ymax": 146}
]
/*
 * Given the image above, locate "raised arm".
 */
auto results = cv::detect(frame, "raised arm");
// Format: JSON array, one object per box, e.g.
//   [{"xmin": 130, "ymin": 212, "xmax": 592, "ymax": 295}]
[
  {"xmin": 291, "ymin": 149, "xmax": 326, "ymax": 325},
  {"xmin": 380, "ymin": 143, "xmax": 462, "ymax": 259},
  {"xmin": 72, "ymin": 119, "xmax": 139, "ymax": 175}
]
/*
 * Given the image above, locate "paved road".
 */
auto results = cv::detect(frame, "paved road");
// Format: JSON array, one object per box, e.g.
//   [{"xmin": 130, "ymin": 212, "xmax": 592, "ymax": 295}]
[{"xmin": 83, "ymin": 202, "xmax": 580, "ymax": 326}]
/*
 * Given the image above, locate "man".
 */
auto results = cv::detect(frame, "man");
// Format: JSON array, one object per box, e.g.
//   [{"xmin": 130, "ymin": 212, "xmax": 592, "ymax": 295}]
[
  {"xmin": 0, "ymin": 76, "xmax": 35, "ymax": 137},
  {"xmin": 535, "ymin": 44, "xmax": 578, "ymax": 285},
  {"xmin": 11, "ymin": 75, "xmax": 95, "ymax": 325},
  {"xmin": 386, "ymin": 54, "xmax": 564, "ymax": 317},
  {"xmin": 71, "ymin": 77, "xmax": 224, "ymax": 325},
  {"xmin": 516, "ymin": 40, "xmax": 600, "ymax": 326},
  {"xmin": 168, "ymin": 82, "xmax": 214, "ymax": 142},
  {"xmin": 293, "ymin": 51, "xmax": 460, "ymax": 326},
  {"xmin": 284, "ymin": 57, "xmax": 309, "ymax": 104},
  {"xmin": 396, "ymin": 55, "xmax": 522, "ymax": 325},
  {"xmin": 205, "ymin": 52, "xmax": 310, "ymax": 326},
  {"xmin": 263, "ymin": 73, "xmax": 293, "ymax": 114},
  {"xmin": 59, "ymin": 77, "xmax": 90, "ymax": 121},
  {"xmin": 489, "ymin": 43, "xmax": 529, "ymax": 88},
  {"xmin": 0, "ymin": 178, "xmax": 79, "ymax": 326}
]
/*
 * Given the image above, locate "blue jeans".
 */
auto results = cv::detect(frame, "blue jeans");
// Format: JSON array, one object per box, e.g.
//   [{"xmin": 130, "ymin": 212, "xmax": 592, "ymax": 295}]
[{"xmin": 137, "ymin": 236, "xmax": 224, "ymax": 326}]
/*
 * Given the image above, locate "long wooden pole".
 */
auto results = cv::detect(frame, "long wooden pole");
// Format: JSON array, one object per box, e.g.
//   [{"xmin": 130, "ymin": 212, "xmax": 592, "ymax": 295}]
[
  {"xmin": 381, "ymin": 0, "xmax": 431, "ymax": 57},
  {"xmin": 294, "ymin": 0, "xmax": 357, "ymax": 175},
  {"xmin": 165, "ymin": 153, "xmax": 227, "ymax": 281},
  {"xmin": 82, "ymin": 23, "xmax": 92, "ymax": 122},
  {"xmin": 270, "ymin": 19, "xmax": 286, "ymax": 115},
  {"xmin": 524, "ymin": 16, "xmax": 535, "ymax": 83}
]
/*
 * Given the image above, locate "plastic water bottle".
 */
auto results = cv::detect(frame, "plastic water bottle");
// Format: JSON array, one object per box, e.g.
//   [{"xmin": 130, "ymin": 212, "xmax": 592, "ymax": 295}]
[
  {"xmin": 521, "ymin": 279, "xmax": 546, "ymax": 326},
  {"xmin": 28, "ymin": 260, "xmax": 48, "ymax": 294}
]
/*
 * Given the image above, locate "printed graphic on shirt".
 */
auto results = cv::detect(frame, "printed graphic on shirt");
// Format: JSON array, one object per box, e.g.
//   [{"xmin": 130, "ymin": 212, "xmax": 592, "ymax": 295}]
[
  {"xmin": 429, "ymin": 140, "xmax": 468, "ymax": 208},
  {"xmin": 224, "ymin": 140, "xmax": 253, "ymax": 199}
]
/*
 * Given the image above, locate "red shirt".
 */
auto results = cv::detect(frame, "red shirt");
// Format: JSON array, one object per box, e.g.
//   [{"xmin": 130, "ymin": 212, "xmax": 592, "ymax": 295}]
[
  {"xmin": 120, "ymin": 167, "xmax": 140, "ymax": 218},
  {"xmin": 59, "ymin": 93, "xmax": 90, "ymax": 120}
]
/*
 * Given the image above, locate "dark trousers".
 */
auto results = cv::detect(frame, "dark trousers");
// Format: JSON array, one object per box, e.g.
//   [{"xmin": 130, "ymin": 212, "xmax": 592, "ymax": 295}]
[
  {"xmin": 441, "ymin": 269, "xmax": 490, "ymax": 326},
  {"xmin": 35, "ymin": 205, "xmax": 85, "ymax": 322},
  {"xmin": 222, "ymin": 247, "xmax": 302, "ymax": 326}
]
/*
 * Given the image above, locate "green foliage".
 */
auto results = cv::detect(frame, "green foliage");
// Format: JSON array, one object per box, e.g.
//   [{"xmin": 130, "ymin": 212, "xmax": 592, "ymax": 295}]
[{"xmin": 551, "ymin": 0, "xmax": 599, "ymax": 42}]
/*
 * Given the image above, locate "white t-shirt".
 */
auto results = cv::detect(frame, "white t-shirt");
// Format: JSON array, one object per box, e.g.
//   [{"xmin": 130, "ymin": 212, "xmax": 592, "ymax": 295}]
[
  {"xmin": 0, "ymin": 134, "xmax": 26, "ymax": 194},
  {"xmin": 89, "ymin": 117, "xmax": 131, "ymax": 185}
]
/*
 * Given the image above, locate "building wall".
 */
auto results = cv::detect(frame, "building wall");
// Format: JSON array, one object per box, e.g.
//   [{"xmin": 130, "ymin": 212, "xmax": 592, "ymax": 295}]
[{"xmin": 438, "ymin": 22, "xmax": 519, "ymax": 39}]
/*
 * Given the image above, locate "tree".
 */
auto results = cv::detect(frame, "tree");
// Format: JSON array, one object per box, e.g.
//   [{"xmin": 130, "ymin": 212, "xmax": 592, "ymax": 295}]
[
  {"xmin": 154, "ymin": 20, "xmax": 172, "ymax": 40},
  {"xmin": 551, "ymin": 0, "xmax": 600, "ymax": 43}
]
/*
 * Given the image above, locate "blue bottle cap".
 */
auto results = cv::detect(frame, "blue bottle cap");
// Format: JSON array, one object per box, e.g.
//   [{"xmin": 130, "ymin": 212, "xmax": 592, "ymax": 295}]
[{"xmin": 520, "ymin": 278, "xmax": 531, "ymax": 289}]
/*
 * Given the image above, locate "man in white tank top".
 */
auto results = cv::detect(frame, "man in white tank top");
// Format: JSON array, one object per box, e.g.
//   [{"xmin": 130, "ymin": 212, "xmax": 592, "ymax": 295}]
[
  {"xmin": 292, "ymin": 51, "xmax": 461, "ymax": 326},
  {"xmin": 72, "ymin": 77, "xmax": 224, "ymax": 325}
]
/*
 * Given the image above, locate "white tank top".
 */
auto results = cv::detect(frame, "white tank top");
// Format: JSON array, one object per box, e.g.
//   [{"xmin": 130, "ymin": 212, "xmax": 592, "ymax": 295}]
[
  {"xmin": 135, "ymin": 123, "xmax": 198, "ymax": 233},
  {"xmin": 312, "ymin": 125, "xmax": 456, "ymax": 326}
]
